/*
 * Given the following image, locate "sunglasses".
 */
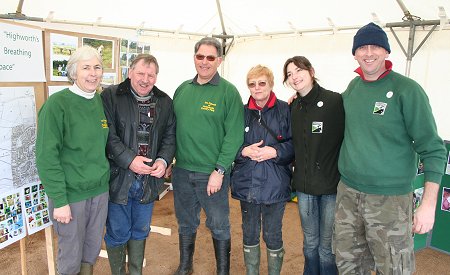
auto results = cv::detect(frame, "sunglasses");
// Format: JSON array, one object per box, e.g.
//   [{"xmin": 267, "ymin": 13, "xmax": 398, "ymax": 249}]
[
  {"xmin": 248, "ymin": 81, "xmax": 267, "ymax": 88},
  {"xmin": 195, "ymin": 54, "xmax": 217, "ymax": 62}
]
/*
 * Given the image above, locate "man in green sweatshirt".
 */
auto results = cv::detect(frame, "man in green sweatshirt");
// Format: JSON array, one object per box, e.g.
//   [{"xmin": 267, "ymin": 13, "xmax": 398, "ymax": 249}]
[
  {"xmin": 334, "ymin": 22, "xmax": 447, "ymax": 274},
  {"xmin": 172, "ymin": 37, "xmax": 244, "ymax": 275}
]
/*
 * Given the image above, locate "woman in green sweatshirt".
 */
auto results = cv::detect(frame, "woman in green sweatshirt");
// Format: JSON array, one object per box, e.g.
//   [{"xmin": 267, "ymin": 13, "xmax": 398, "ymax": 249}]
[{"xmin": 36, "ymin": 46, "xmax": 109, "ymax": 275}]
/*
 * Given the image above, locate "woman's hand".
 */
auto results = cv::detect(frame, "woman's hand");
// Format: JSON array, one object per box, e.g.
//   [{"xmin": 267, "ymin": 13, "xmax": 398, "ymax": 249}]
[{"xmin": 53, "ymin": 205, "xmax": 72, "ymax": 224}]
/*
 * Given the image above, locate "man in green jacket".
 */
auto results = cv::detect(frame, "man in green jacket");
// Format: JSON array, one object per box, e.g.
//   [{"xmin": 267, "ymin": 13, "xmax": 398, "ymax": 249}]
[
  {"xmin": 334, "ymin": 22, "xmax": 447, "ymax": 274},
  {"xmin": 172, "ymin": 37, "xmax": 244, "ymax": 275}
]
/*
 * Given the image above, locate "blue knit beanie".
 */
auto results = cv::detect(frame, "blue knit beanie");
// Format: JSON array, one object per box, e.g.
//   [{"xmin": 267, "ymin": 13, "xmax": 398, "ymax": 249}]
[{"xmin": 352, "ymin": 22, "xmax": 391, "ymax": 55}]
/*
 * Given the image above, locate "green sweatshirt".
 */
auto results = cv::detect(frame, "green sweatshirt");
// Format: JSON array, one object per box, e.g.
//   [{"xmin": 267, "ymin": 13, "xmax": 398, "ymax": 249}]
[
  {"xmin": 173, "ymin": 75, "xmax": 244, "ymax": 173},
  {"xmin": 36, "ymin": 89, "xmax": 110, "ymax": 207},
  {"xmin": 338, "ymin": 71, "xmax": 446, "ymax": 195}
]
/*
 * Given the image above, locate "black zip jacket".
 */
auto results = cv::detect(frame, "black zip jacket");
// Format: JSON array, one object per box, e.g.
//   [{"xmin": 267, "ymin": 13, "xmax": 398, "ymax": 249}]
[
  {"xmin": 101, "ymin": 78, "xmax": 176, "ymax": 204},
  {"xmin": 291, "ymin": 83, "xmax": 344, "ymax": 195}
]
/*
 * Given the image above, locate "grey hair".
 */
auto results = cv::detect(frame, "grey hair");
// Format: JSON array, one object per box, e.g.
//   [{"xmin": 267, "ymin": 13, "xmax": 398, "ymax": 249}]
[
  {"xmin": 66, "ymin": 46, "xmax": 103, "ymax": 83},
  {"xmin": 194, "ymin": 37, "xmax": 223, "ymax": 57},
  {"xmin": 129, "ymin": 54, "xmax": 159, "ymax": 74}
]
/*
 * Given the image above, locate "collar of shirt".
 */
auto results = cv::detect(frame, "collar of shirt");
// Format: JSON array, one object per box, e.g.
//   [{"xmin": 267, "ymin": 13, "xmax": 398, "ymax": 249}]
[
  {"xmin": 191, "ymin": 72, "xmax": 220, "ymax": 85},
  {"xmin": 295, "ymin": 82, "xmax": 320, "ymax": 106},
  {"xmin": 354, "ymin": 60, "xmax": 393, "ymax": 82},
  {"xmin": 248, "ymin": 91, "xmax": 277, "ymax": 110},
  {"xmin": 69, "ymin": 83, "xmax": 95, "ymax": 99}
]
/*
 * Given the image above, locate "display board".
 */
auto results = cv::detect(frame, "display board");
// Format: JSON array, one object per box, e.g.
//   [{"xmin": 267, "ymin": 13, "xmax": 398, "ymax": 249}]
[
  {"xmin": 412, "ymin": 168, "xmax": 428, "ymax": 251},
  {"xmin": 0, "ymin": 20, "xmax": 46, "ymax": 83},
  {"xmin": 0, "ymin": 83, "xmax": 46, "ymax": 248},
  {"xmin": 118, "ymin": 38, "xmax": 152, "ymax": 82},
  {"xmin": 43, "ymin": 29, "xmax": 120, "ymax": 97},
  {"xmin": 0, "ymin": 17, "xmax": 49, "ymax": 253},
  {"xmin": 429, "ymin": 141, "xmax": 450, "ymax": 253}
]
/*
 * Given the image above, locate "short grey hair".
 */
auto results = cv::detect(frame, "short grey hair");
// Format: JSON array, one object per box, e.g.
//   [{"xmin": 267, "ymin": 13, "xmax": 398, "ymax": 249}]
[
  {"xmin": 194, "ymin": 37, "xmax": 223, "ymax": 57},
  {"xmin": 129, "ymin": 54, "xmax": 159, "ymax": 74},
  {"xmin": 66, "ymin": 46, "xmax": 103, "ymax": 83}
]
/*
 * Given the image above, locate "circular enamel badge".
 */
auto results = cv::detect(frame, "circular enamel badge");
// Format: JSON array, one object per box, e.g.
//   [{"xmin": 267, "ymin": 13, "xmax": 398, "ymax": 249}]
[
  {"xmin": 317, "ymin": 101, "xmax": 324, "ymax": 107},
  {"xmin": 386, "ymin": 91, "xmax": 393, "ymax": 98},
  {"xmin": 245, "ymin": 126, "xmax": 249, "ymax": 132}
]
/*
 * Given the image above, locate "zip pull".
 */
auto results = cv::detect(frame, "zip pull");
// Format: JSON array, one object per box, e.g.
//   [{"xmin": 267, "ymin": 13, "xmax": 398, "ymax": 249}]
[{"xmin": 258, "ymin": 110, "xmax": 261, "ymax": 124}]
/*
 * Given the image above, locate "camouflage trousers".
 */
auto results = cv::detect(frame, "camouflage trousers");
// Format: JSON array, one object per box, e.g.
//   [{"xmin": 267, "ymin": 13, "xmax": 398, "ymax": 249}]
[{"xmin": 333, "ymin": 182, "xmax": 415, "ymax": 275}]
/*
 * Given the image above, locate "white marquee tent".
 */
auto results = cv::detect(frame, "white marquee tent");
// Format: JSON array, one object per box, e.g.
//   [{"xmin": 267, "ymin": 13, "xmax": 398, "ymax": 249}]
[{"xmin": 2, "ymin": 0, "xmax": 450, "ymax": 138}]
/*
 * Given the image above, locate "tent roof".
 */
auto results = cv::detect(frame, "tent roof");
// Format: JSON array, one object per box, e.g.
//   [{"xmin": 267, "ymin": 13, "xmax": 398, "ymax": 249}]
[{"xmin": 2, "ymin": 0, "xmax": 449, "ymax": 37}]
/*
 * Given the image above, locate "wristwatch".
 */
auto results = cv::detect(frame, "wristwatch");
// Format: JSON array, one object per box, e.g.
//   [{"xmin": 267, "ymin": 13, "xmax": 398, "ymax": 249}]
[{"xmin": 214, "ymin": 167, "xmax": 225, "ymax": 175}]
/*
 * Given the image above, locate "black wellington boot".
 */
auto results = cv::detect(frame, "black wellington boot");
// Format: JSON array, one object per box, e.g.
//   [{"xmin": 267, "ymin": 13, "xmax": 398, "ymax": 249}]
[
  {"xmin": 173, "ymin": 233, "xmax": 196, "ymax": 275},
  {"xmin": 213, "ymin": 238, "xmax": 231, "ymax": 275}
]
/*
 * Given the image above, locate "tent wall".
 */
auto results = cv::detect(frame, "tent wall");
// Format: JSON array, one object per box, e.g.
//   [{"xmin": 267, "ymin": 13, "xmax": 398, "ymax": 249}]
[
  {"xmin": 111, "ymin": 29, "xmax": 450, "ymax": 140},
  {"xmin": 5, "ymin": 20, "xmax": 449, "ymax": 139},
  {"xmin": 222, "ymin": 30, "xmax": 450, "ymax": 140}
]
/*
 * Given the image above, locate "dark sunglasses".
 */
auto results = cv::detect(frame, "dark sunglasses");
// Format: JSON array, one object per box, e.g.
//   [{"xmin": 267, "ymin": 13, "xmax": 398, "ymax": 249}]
[
  {"xmin": 248, "ymin": 81, "xmax": 267, "ymax": 88},
  {"xmin": 195, "ymin": 54, "xmax": 217, "ymax": 62}
]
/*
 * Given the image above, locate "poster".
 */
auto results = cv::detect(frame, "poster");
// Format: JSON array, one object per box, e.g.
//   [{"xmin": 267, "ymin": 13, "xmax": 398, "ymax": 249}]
[
  {"xmin": 0, "ymin": 189, "xmax": 26, "ymax": 249},
  {"xmin": 0, "ymin": 86, "xmax": 39, "ymax": 248},
  {"xmin": 119, "ymin": 39, "xmax": 151, "ymax": 69},
  {"xmin": 441, "ymin": 187, "xmax": 450, "ymax": 212},
  {"xmin": 446, "ymin": 151, "xmax": 450, "ymax": 175},
  {"xmin": 0, "ymin": 21, "xmax": 45, "ymax": 82},
  {"xmin": 23, "ymin": 182, "xmax": 52, "ymax": 235},
  {"xmin": 101, "ymin": 72, "xmax": 116, "ymax": 86},
  {"xmin": 50, "ymin": 33, "xmax": 78, "ymax": 82},
  {"xmin": 82, "ymin": 37, "xmax": 114, "ymax": 69},
  {"xmin": 417, "ymin": 159, "xmax": 424, "ymax": 175},
  {"xmin": 0, "ymin": 87, "xmax": 38, "ymax": 194},
  {"xmin": 413, "ymin": 187, "xmax": 424, "ymax": 212}
]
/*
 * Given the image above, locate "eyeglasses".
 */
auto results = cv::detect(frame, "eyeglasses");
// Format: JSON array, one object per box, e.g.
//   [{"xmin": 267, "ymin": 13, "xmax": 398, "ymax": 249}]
[
  {"xmin": 248, "ymin": 81, "xmax": 267, "ymax": 88},
  {"xmin": 195, "ymin": 54, "xmax": 217, "ymax": 62}
]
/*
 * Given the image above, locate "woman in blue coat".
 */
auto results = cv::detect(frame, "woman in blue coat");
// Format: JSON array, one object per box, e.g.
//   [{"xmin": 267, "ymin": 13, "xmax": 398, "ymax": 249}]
[{"xmin": 231, "ymin": 65, "xmax": 294, "ymax": 275}]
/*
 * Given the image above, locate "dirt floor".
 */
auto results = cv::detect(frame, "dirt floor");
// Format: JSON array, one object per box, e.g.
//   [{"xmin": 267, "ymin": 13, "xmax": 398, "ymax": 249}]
[{"xmin": 2, "ymin": 191, "xmax": 450, "ymax": 274}]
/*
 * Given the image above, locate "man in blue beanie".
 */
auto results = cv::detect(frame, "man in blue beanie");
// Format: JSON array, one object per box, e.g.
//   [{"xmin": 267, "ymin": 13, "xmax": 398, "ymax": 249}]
[{"xmin": 334, "ymin": 22, "xmax": 447, "ymax": 274}]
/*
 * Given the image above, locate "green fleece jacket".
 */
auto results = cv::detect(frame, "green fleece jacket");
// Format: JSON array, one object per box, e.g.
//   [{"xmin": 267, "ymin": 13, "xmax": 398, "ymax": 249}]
[
  {"xmin": 338, "ymin": 71, "xmax": 446, "ymax": 195},
  {"xmin": 173, "ymin": 74, "xmax": 244, "ymax": 173},
  {"xmin": 36, "ymin": 89, "xmax": 110, "ymax": 207}
]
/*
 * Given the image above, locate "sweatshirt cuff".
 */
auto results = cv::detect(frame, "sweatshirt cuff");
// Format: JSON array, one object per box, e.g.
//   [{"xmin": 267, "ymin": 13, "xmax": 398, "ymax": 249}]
[{"xmin": 424, "ymin": 171, "xmax": 443, "ymax": 185}]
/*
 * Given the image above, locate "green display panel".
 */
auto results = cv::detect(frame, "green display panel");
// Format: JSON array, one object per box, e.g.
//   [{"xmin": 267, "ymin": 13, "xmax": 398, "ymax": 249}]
[
  {"xmin": 430, "ymin": 141, "xmax": 450, "ymax": 253},
  {"xmin": 413, "ymin": 172, "xmax": 428, "ymax": 250}
]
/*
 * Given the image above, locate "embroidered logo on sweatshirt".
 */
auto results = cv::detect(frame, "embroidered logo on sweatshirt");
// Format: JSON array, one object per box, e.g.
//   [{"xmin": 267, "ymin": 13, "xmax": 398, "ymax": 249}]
[
  {"xmin": 312, "ymin": 121, "xmax": 323, "ymax": 133},
  {"xmin": 201, "ymin": 101, "xmax": 216, "ymax": 112},
  {"xmin": 373, "ymin": 102, "xmax": 387, "ymax": 115},
  {"xmin": 101, "ymin": 119, "xmax": 108, "ymax": 128}
]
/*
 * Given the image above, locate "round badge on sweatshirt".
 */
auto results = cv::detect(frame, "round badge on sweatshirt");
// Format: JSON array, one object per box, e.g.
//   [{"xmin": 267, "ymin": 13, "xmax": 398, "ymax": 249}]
[
  {"xmin": 245, "ymin": 126, "xmax": 249, "ymax": 132},
  {"xmin": 386, "ymin": 91, "xmax": 393, "ymax": 98},
  {"xmin": 317, "ymin": 101, "xmax": 324, "ymax": 107}
]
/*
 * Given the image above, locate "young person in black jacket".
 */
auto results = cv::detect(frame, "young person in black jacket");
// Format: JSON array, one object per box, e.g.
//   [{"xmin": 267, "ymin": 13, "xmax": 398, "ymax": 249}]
[{"xmin": 283, "ymin": 56, "xmax": 344, "ymax": 275}]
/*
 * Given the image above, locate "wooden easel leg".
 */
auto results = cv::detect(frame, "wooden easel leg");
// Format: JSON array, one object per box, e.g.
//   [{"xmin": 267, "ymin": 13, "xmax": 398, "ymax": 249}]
[
  {"xmin": 45, "ymin": 226, "xmax": 56, "ymax": 275},
  {"xmin": 20, "ymin": 238, "xmax": 27, "ymax": 275}
]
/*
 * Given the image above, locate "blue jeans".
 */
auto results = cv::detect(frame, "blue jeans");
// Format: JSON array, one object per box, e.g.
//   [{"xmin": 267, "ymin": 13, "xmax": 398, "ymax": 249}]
[
  {"xmin": 172, "ymin": 166, "xmax": 230, "ymax": 240},
  {"xmin": 297, "ymin": 192, "xmax": 338, "ymax": 275},
  {"xmin": 104, "ymin": 179, "xmax": 154, "ymax": 247},
  {"xmin": 240, "ymin": 200, "xmax": 286, "ymax": 250}
]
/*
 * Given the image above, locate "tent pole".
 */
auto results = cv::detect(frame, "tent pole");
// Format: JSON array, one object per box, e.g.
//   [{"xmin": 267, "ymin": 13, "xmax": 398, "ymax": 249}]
[
  {"xmin": 395, "ymin": 0, "xmax": 414, "ymax": 21},
  {"xmin": 404, "ymin": 23, "xmax": 416, "ymax": 76},
  {"xmin": 16, "ymin": 0, "xmax": 25, "ymax": 15},
  {"xmin": 387, "ymin": 20, "xmax": 441, "ymax": 77},
  {"xmin": 215, "ymin": 0, "xmax": 226, "ymax": 36}
]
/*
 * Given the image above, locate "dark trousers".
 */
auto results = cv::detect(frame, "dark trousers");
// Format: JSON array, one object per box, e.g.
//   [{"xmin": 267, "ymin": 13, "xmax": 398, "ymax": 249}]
[
  {"xmin": 240, "ymin": 200, "xmax": 286, "ymax": 250},
  {"xmin": 172, "ymin": 166, "xmax": 231, "ymax": 240}
]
